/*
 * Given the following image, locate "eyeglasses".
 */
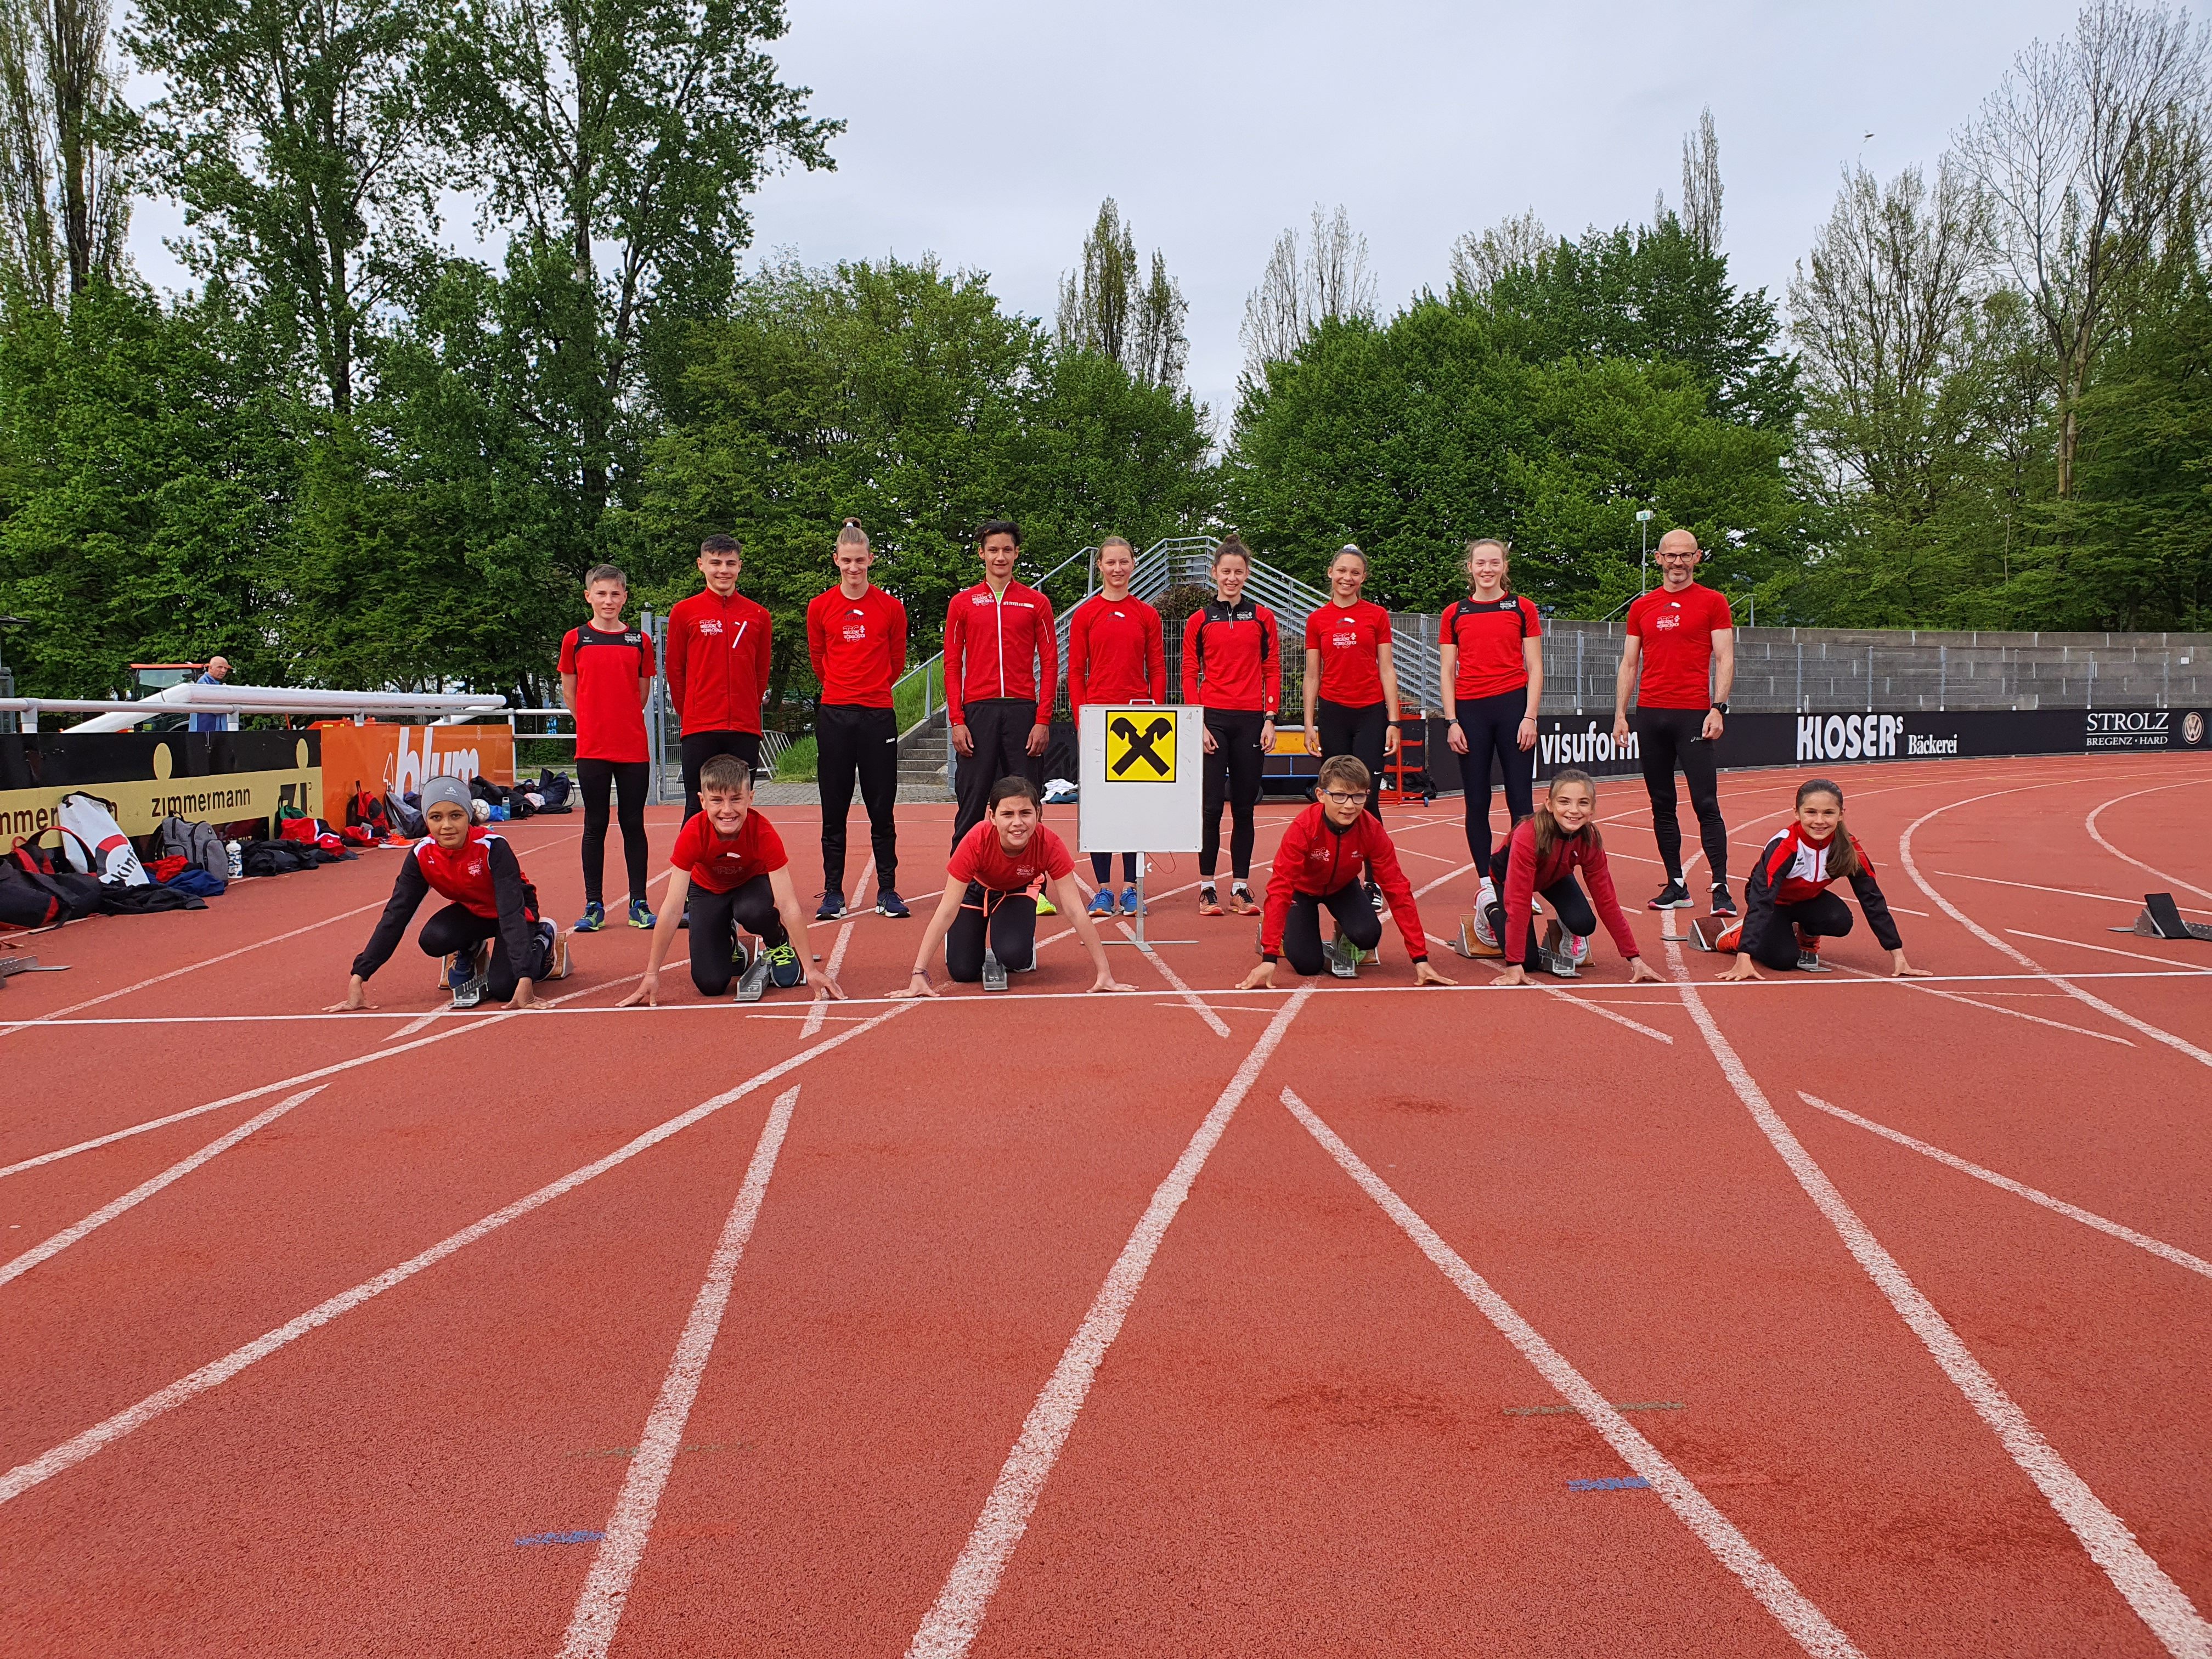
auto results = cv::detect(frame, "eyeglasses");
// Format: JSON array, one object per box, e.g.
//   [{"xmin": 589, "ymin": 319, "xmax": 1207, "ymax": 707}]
[{"xmin": 1322, "ymin": 790, "xmax": 1369, "ymax": 806}]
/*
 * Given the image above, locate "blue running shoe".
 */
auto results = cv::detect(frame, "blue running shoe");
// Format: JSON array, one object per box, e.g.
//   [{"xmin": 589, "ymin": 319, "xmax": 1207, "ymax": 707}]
[
  {"xmin": 1087, "ymin": 887, "xmax": 1116, "ymax": 918},
  {"xmin": 874, "ymin": 889, "xmax": 910, "ymax": 918},
  {"xmin": 1119, "ymin": 884, "xmax": 1141, "ymax": 916},
  {"xmin": 627, "ymin": 898, "xmax": 656, "ymax": 929},
  {"xmin": 764, "ymin": 940, "xmax": 803, "ymax": 988},
  {"xmin": 816, "ymin": 890, "xmax": 847, "ymax": 921},
  {"xmin": 574, "ymin": 900, "xmax": 606, "ymax": 933}
]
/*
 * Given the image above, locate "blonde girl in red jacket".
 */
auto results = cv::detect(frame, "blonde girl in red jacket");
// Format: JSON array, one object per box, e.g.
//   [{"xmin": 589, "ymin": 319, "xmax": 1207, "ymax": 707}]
[{"xmin": 1490, "ymin": 769, "xmax": 1666, "ymax": 986}]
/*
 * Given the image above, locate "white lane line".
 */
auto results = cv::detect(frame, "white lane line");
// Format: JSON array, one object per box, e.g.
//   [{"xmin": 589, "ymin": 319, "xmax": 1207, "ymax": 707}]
[
  {"xmin": 1116, "ymin": 919, "xmax": 1231, "ymax": 1038},
  {"xmin": 2087, "ymin": 782, "xmax": 2212, "ymax": 902},
  {"xmin": 382, "ymin": 1012, "xmax": 442, "ymax": 1042},
  {"xmin": 1940, "ymin": 868, "xmax": 2212, "ymax": 916},
  {"xmin": 1900, "ymin": 792, "xmax": 2212, "ymax": 1070},
  {"xmin": 2009, "ymin": 929, "xmax": 2212, "ymax": 973},
  {"xmin": 559, "ymin": 1085, "xmax": 801, "ymax": 1658},
  {"xmin": 1424, "ymin": 933, "xmax": 1673, "ymax": 1045},
  {"xmin": 1279, "ymin": 1086, "xmax": 1864, "ymax": 1658},
  {"xmin": 906, "ymin": 991, "xmax": 1311, "ymax": 1659},
  {"xmin": 1662, "ymin": 938, "xmax": 2212, "ymax": 1658},
  {"xmin": 0, "ymin": 1087, "xmax": 326, "ymax": 1291},
  {"xmin": 804, "ymin": 858, "xmax": 874, "ymax": 1038},
  {"xmin": 1886, "ymin": 904, "xmax": 1929, "ymax": 917},
  {"xmin": 0, "ymin": 973, "xmax": 642, "ymax": 1183},
  {"xmin": 0, "ymin": 899, "xmax": 390, "ymax": 1037},
  {"xmin": 1830, "ymin": 963, "xmax": 2134, "ymax": 1047},
  {"xmin": 0, "ymin": 1003, "xmax": 914, "ymax": 1509},
  {"xmin": 1412, "ymin": 860, "xmax": 1476, "ymax": 900},
  {"xmin": 1797, "ymin": 1093, "xmax": 2212, "ymax": 1282}
]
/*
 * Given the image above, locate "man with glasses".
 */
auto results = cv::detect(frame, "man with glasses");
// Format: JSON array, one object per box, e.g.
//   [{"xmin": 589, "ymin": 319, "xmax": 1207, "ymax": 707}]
[{"xmin": 1237, "ymin": 755, "xmax": 1453, "ymax": 988}]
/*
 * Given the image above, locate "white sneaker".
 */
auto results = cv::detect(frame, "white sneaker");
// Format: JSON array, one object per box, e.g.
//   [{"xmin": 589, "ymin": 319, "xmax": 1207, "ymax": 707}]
[
  {"xmin": 1471, "ymin": 905, "xmax": 1497, "ymax": 947},
  {"xmin": 1567, "ymin": 932, "xmax": 1590, "ymax": 966}
]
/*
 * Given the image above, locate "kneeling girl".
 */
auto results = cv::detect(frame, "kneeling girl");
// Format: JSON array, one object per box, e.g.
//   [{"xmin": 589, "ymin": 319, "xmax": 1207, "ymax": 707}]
[
  {"xmin": 1490, "ymin": 769, "xmax": 1663, "ymax": 987},
  {"xmin": 1715, "ymin": 778, "xmax": 1929, "ymax": 979}
]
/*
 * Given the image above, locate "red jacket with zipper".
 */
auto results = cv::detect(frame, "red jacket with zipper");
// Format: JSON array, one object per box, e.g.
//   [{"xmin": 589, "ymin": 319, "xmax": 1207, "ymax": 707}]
[
  {"xmin": 1181, "ymin": 598, "xmax": 1280, "ymax": 714},
  {"xmin": 1259, "ymin": 804, "xmax": 1428, "ymax": 961},
  {"xmin": 944, "ymin": 579, "xmax": 1057, "ymax": 725},
  {"xmin": 665, "ymin": 588, "xmax": 772, "ymax": 736}
]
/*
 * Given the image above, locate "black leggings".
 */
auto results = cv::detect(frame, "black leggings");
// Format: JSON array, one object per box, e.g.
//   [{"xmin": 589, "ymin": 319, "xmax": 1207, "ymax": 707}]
[
  {"xmin": 946, "ymin": 883, "xmax": 1037, "ymax": 980},
  {"xmin": 952, "ymin": 698, "xmax": 1045, "ymax": 848},
  {"xmin": 1091, "ymin": 851, "xmax": 1139, "ymax": 885},
  {"xmin": 687, "ymin": 875, "xmax": 788, "ymax": 996},
  {"xmin": 1482, "ymin": 848, "xmax": 1597, "ymax": 968},
  {"xmin": 1744, "ymin": 892, "xmax": 1854, "ymax": 970},
  {"xmin": 1201, "ymin": 708, "xmax": 1266, "ymax": 881},
  {"xmin": 1632, "ymin": 706, "xmax": 1728, "ymax": 884},
  {"xmin": 1316, "ymin": 698, "xmax": 1389, "ymax": 822},
  {"xmin": 1454, "ymin": 687, "xmax": 1536, "ymax": 867},
  {"xmin": 1282, "ymin": 881, "xmax": 1382, "ymax": 977},
  {"xmin": 578, "ymin": 757, "xmax": 648, "ymax": 907},
  {"xmin": 418, "ymin": 903, "xmax": 546, "ymax": 1001},
  {"xmin": 817, "ymin": 703, "xmax": 899, "ymax": 895},
  {"xmin": 681, "ymin": 731, "xmax": 763, "ymax": 822}
]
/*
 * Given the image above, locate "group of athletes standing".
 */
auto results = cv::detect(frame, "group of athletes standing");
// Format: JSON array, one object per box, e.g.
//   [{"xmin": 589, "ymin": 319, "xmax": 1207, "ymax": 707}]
[{"xmin": 328, "ymin": 518, "xmax": 1929, "ymax": 1012}]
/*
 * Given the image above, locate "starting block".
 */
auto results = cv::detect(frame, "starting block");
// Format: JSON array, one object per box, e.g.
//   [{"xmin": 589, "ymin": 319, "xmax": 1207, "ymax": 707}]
[
  {"xmin": 1450, "ymin": 916, "xmax": 1503, "ymax": 959},
  {"xmin": 1680, "ymin": 918, "xmax": 1729, "ymax": 953},
  {"xmin": 2112, "ymin": 892, "xmax": 2212, "ymax": 942}
]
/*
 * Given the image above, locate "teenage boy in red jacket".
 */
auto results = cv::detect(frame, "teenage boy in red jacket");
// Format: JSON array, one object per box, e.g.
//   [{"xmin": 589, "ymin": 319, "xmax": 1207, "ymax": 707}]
[
  {"xmin": 805, "ymin": 517, "xmax": 910, "ymax": 920},
  {"xmin": 944, "ymin": 517, "xmax": 1058, "ymax": 848},
  {"xmin": 667, "ymin": 534, "xmax": 773, "ymax": 822},
  {"xmin": 1238, "ymin": 757, "xmax": 1453, "ymax": 988}
]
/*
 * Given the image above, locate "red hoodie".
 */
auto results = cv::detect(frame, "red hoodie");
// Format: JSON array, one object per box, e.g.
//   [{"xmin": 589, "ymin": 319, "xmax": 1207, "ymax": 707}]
[
  {"xmin": 1066, "ymin": 592, "xmax": 1166, "ymax": 720},
  {"xmin": 666, "ymin": 586, "xmax": 772, "ymax": 736},
  {"xmin": 944, "ymin": 578, "xmax": 1057, "ymax": 725},
  {"xmin": 1498, "ymin": 815, "xmax": 1640, "ymax": 966},
  {"xmin": 1259, "ymin": 804, "xmax": 1428, "ymax": 961}
]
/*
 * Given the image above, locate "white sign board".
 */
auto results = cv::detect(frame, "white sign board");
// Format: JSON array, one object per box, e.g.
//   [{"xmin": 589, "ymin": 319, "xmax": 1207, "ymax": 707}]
[{"xmin": 1077, "ymin": 704, "xmax": 1204, "ymax": 853}]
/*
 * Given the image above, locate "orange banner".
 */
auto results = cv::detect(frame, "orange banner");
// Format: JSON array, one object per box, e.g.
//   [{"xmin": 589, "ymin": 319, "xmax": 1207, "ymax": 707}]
[{"xmin": 318, "ymin": 723, "xmax": 516, "ymax": 806}]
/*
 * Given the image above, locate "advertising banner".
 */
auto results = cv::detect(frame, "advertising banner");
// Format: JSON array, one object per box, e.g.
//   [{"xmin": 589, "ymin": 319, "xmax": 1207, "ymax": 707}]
[
  {"xmin": 317, "ymin": 723, "xmax": 516, "ymax": 805},
  {"xmin": 0, "ymin": 731, "xmax": 322, "ymax": 839}
]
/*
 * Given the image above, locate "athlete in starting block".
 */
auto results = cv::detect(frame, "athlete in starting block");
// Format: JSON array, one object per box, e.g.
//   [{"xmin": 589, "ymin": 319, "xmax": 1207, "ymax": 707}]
[{"xmin": 1708, "ymin": 777, "xmax": 1930, "ymax": 979}]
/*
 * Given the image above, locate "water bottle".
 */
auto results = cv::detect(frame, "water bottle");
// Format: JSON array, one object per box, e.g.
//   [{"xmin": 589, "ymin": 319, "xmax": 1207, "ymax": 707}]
[{"xmin": 225, "ymin": 839, "xmax": 244, "ymax": 879}]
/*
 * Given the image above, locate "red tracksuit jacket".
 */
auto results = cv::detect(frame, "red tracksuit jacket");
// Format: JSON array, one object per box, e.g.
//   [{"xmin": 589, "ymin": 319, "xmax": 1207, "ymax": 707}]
[
  {"xmin": 944, "ymin": 578, "xmax": 1057, "ymax": 725},
  {"xmin": 1259, "ymin": 804, "xmax": 1428, "ymax": 961},
  {"xmin": 666, "ymin": 588, "xmax": 772, "ymax": 736},
  {"xmin": 1065, "ymin": 593, "xmax": 1166, "ymax": 720},
  {"xmin": 1182, "ymin": 599, "xmax": 1280, "ymax": 714}
]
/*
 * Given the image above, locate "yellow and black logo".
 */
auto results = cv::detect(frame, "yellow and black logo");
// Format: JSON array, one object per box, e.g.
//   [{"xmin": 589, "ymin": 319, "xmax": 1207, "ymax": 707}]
[{"xmin": 1106, "ymin": 710, "xmax": 1177, "ymax": 782}]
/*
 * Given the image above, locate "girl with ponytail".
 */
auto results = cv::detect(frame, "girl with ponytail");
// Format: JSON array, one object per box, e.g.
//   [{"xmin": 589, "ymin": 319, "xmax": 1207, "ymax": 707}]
[
  {"xmin": 1488, "ymin": 769, "xmax": 1662, "ymax": 985},
  {"xmin": 1713, "ymin": 778, "xmax": 1929, "ymax": 978}
]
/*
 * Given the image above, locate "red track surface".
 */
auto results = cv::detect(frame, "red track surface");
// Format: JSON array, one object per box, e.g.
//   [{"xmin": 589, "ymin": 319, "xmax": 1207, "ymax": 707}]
[{"xmin": 3, "ymin": 752, "xmax": 2209, "ymax": 1657}]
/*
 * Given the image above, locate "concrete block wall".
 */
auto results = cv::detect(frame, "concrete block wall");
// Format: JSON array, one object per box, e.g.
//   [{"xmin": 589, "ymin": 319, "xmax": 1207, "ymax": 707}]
[{"xmin": 1386, "ymin": 619, "xmax": 2212, "ymax": 715}]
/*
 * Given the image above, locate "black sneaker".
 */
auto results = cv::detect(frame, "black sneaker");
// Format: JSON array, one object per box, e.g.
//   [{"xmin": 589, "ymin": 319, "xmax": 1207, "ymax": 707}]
[
  {"xmin": 816, "ymin": 890, "xmax": 847, "ymax": 922},
  {"xmin": 1367, "ymin": 882, "xmax": 1385, "ymax": 913},
  {"xmin": 1710, "ymin": 883, "xmax": 1737, "ymax": 918},
  {"xmin": 1649, "ymin": 881, "xmax": 1692, "ymax": 910}
]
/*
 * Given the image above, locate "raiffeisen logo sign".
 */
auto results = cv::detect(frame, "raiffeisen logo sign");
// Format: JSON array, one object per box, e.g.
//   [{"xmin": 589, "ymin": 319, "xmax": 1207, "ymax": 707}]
[{"xmin": 2084, "ymin": 710, "xmax": 2172, "ymax": 749}]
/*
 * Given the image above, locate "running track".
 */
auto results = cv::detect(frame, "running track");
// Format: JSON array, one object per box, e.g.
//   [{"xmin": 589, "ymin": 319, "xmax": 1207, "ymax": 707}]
[{"xmin": 2, "ymin": 752, "xmax": 2208, "ymax": 1657}]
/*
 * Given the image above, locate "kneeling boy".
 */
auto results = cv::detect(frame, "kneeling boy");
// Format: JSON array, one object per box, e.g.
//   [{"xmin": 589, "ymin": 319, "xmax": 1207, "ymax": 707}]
[
  {"xmin": 893, "ymin": 776, "xmax": 1134, "ymax": 995},
  {"xmin": 620, "ymin": 756, "xmax": 845, "ymax": 1005},
  {"xmin": 329, "ymin": 775, "xmax": 567, "ymax": 1012},
  {"xmin": 1239, "ymin": 756, "xmax": 1453, "ymax": 989}
]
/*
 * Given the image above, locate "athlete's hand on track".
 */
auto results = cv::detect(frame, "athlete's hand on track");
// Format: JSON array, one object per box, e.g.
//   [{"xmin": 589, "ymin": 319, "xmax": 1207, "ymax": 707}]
[
  {"xmin": 1383, "ymin": 723, "xmax": 1400, "ymax": 755},
  {"xmin": 1088, "ymin": 970, "xmax": 1137, "ymax": 992},
  {"xmin": 323, "ymin": 975, "xmax": 376, "ymax": 1012},
  {"xmin": 1701, "ymin": 708, "xmax": 1726, "ymax": 742},
  {"xmin": 1025, "ymin": 723, "xmax": 1049, "ymax": 758},
  {"xmin": 617, "ymin": 974, "xmax": 659, "ymax": 1008},
  {"xmin": 806, "ymin": 968, "xmax": 847, "ymax": 1000},
  {"xmin": 1237, "ymin": 961, "xmax": 1276, "ymax": 990},
  {"xmin": 950, "ymin": 723, "xmax": 973, "ymax": 758},
  {"xmin": 1891, "ymin": 952, "xmax": 1932, "ymax": 979},
  {"xmin": 1489, "ymin": 964, "xmax": 1529, "ymax": 987},
  {"xmin": 1627, "ymin": 957, "xmax": 1664, "ymax": 984},
  {"xmin": 1717, "ymin": 955, "xmax": 1760, "ymax": 981},
  {"xmin": 1445, "ymin": 719, "xmax": 1467, "ymax": 754},
  {"xmin": 505, "ymin": 979, "xmax": 538, "ymax": 1009},
  {"xmin": 1413, "ymin": 959, "xmax": 1454, "ymax": 986},
  {"xmin": 1517, "ymin": 715, "xmax": 1538, "ymax": 752},
  {"xmin": 888, "ymin": 969, "xmax": 940, "ymax": 1000}
]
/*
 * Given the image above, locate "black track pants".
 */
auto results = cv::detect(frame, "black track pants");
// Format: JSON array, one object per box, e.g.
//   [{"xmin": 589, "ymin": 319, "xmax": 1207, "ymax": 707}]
[
  {"xmin": 945, "ymin": 883, "xmax": 1037, "ymax": 980},
  {"xmin": 1632, "ymin": 706, "xmax": 1728, "ymax": 885},
  {"xmin": 1316, "ymin": 698, "xmax": 1389, "ymax": 822},
  {"xmin": 418, "ymin": 904, "xmax": 547, "ymax": 1001},
  {"xmin": 1454, "ymin": 688, "xmax": 1536, "ymax": 867},
  {"xmin": 686, "ymin": 874, "xmax": 787, "ymax": 996},
  {"xmin": 817, "ymin": 703, "xmax": 899, "ymax": 896},
  {"xmin": 952, "ymin": 699, "xmax": 1045, "ymax": 848},
  {"xmin": 578, "ymin": 758, "xmax": 648, "ymax": 907},
  {"xmin": 1201, "ymin": 708, "xmax": 1266, "ymax": 881},
  {"xmin": 680, "ymin": 731, "xmax": 763, "ymax": 822},
  {"xmin": 1280, "ymin": 881, "xmax": 1382, "ymax": 976}
]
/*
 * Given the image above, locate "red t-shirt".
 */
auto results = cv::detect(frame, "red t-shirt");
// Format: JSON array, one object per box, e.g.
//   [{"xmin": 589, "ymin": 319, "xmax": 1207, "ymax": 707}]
[
  {"xmin": 558, "ymin": 624, "xmax": 655, "ymax": 763},
  {"xmin": 1066, "ymin": 594, "xmax": 1166, "ymax": 718},
  {"xmin": 1441, "ymin": 596, "xmax": 1542, "ymax": 702},
  {"xmin": 1304, "ymin": 600, "xmax": 1392, "ymax": 707},
  {"xmin": 1627, "ymin": 584, "xmax": 1733, "ymax": 709},
  {"xmin": 669, "ymin": 808, "xmax": 789, "ymax": 895},
  {"xmin": 946, "ymin": 821, "xmax": 1074, "ymax": 894},
  {"xmin": 806, "ymin": 585, "xmax": 908, "ymax": 708}
]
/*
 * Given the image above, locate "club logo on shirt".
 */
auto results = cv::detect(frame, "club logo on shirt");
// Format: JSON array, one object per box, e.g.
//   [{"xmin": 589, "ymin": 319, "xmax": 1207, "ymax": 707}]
[
  {"xmin": 842, "ymin": 624, "xmax": 868, "ymax": 642},
  {"xmin": 972, "ymin": 594, "xmax": 995, "ymax": 606},
  {"xmin": 698, "ymin": 618, "xmax": 724, "ymax": 635},
  {"xmin": 1307, "ymin": 847, "xmax": 1333, "ymax": 863},
  {"xmin": 1655, "ymin": 609, "xmax": 1682, "ymax": 631},
  {"xmin": 465, "ymin": 859, "xmax": 483, "ymax": 877},
  {"xmin": 1331, "ymin": 631, "xmax": 1358, "ymax": 649}
]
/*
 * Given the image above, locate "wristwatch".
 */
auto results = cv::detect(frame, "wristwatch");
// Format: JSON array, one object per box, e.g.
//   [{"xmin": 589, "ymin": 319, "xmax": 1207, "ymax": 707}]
[{"xmin": 1711, "ymin": 701, "xmax": 1730, "ymax": 714}]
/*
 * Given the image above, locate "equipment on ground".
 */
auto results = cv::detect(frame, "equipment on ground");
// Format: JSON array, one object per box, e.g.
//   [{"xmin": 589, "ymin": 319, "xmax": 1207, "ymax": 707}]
[{"xmin": 2113, "ymin": 892, "xmax": 2212, "ymax": 941}]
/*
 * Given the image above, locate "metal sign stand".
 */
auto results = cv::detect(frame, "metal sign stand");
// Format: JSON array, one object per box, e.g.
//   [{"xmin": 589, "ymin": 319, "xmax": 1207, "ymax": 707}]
[{"xmin": 1111, "ymin": 852, "xmax": 1194, "ymax": 949}]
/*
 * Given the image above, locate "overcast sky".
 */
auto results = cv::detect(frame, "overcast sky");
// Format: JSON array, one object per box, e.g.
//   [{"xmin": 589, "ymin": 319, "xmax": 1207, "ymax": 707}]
[{"xmin": 130, "ymin": 0, "xmax": 2091, "ymax": 425}]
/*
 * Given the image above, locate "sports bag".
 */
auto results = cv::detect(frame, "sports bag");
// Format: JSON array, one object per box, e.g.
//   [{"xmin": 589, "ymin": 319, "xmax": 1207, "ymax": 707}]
[
  {"xmin": 56, "ymin": 792, "xmax": 148, "ymax": 885},
  {"xmin": 161, "ymin": 866, "xmax": 229, "ymax": 899},
  {"xmin": 155, "ymin": 815, "xmax": 230, "ymax": 879},
  {"xmin": 5, "ymin": 836, "xmax": 104, "ymax": 921},
  {"xmin": 384, "ymin": 791, "xmax": 426, "ymax": 838}
]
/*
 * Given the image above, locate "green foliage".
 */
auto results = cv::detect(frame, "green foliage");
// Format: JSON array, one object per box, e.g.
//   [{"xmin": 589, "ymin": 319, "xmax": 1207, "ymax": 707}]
[{"xmin": 640, "ymin": 253, "xmax": 1215, "ymax": 708}]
